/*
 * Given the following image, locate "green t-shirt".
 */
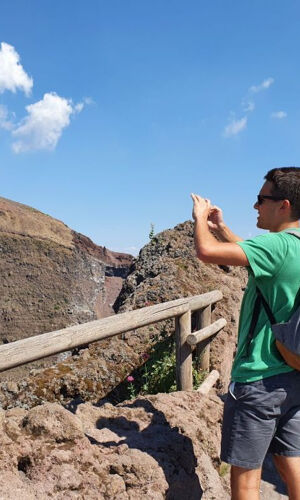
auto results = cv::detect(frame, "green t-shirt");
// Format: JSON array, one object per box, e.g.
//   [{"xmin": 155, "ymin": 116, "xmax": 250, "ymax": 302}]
[{"xmin": 231, "ymin": 228, "xmax": 300, "ymax": 383}]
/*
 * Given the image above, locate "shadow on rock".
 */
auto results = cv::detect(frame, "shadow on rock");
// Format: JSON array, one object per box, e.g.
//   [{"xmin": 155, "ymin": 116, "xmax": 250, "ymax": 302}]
[{"xmin": 91, "ymin": 398, "xmax": 203, "ymax": 499}]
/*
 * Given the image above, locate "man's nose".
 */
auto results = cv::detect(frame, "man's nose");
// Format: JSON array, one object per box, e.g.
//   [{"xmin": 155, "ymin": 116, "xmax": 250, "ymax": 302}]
[{"xmin": 253, "ymin": 201, "xmax": 259, "ymax": 210}]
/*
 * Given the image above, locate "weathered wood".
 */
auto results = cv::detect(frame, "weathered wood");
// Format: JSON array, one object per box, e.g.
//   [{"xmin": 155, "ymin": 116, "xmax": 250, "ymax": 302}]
[
  {"xmin": 176, "ymin": 310, "xmax": 193, "ymax": 391},
  {"xmin": 187, "ymin": 318, "xmax": 227, "ymax": 346},
  {"xmin": 197, "ymin": 370, "xmax": 220, "ymax": 395},
  {"xmin": 0, "ymin": 291, "xmax": 223, "ymax": 372},
  {"xmin": 194, "ymin": 305, "xmax": 211, "ymax": 371}
]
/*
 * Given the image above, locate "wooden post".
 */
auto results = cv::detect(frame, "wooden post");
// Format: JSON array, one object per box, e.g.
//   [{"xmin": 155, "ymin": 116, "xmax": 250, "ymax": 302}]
[
  {"xmin": 194, "ymin": 305, "xmax": 211, "ymax": 371},
  {"xmin": 197, "ymin": 370, "xmax": 219, "ymax": 395},
  {"xmin": 187, "ymin": 318, "xmax": 227, "ymax": 346},
  {"xmin": 175, "ymin": 310, "xmax": 193, "ymax": 391}
]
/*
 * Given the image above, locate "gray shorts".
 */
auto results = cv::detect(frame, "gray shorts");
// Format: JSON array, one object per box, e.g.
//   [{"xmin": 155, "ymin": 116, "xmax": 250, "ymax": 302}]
[{"xmin": 221, "ymin": 370, "xmax": 300, "ymax": 469}]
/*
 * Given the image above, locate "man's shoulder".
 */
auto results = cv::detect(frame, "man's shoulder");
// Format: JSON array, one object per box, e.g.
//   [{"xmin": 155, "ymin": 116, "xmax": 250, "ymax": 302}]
[
  {"xmin": 243, "ymin": 230, "xmax": 298, "ymax": 248},
  {"xmin": 248, "ymin": 231, "xmax": 285, "ymax": 241},
  {"xmin": 237, "ymin": 232, "xmax": 288, "ymax": 279},
  {"xmin": 239, "ymin": 231, "xmax": 285, "ymax": 250}
]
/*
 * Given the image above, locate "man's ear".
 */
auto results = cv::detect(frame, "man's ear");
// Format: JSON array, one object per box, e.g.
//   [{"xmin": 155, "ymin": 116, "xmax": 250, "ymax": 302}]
[{"xmin": 279, "ymin": 199, "xmax": 292, "ymax": 215}]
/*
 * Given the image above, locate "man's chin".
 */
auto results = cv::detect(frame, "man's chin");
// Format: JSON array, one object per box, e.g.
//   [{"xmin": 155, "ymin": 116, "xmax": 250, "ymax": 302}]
[
  {"xmin": 256, "ymin": 218, "xmax": 264, "ymax": 229},
  {"xmin": 257, "ymin": 219, "xmax": 269, "ymax": 230}
]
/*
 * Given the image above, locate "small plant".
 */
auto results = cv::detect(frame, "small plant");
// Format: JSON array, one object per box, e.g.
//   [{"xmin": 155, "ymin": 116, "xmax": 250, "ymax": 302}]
[
  {"xmin": 149, "ymin": 223, "xmax": 155, "ymax": 240},
  {"xmin": 142, "ymin": 339, "xmax": 176, "ymax": 394},
  {"xmin": 122, "ymin": 333, "xmax": 207, "ymax": 401},
  {"xmin": 126, "ymin": 375, "xmax": 136, "ymax": 399},
  {"xmin": 193, "ymin": 365, "xmax": 207, "ymax": 390}
]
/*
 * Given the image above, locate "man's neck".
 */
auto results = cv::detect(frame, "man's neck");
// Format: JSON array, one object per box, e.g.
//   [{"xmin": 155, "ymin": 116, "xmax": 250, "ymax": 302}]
[{"xmin": 271, "ymin": 221, "xmax": 300, "ymax": 232}]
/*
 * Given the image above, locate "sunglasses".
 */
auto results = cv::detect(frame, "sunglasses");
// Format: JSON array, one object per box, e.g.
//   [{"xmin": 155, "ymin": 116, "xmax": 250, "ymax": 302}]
[{"xmin": 257, "ymin": 195, "xmax": 285, "ymax": 205}]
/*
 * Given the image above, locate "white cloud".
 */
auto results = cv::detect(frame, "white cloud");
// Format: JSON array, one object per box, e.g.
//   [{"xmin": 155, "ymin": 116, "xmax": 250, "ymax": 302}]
[
  {"xmin": 250, "ymin": 77, "xmax": 274, "ymax": 93},
  {"xmin": 242, "ymin": 100, "xmax": 255, "ymax": 112},
  {"xmin": 74, "ymin": 102, "xmax": 84, "ymax": 113},
  {"xmin": 0, "ymin": 42, "xmax": 33, "ymax": 95},
  {"xmin": 271, "ymin": 111, "xmax": 287, "ymax": 119},
  {"xmin": 0, "ymin": 105, "xmax": 14, "ymax": 130},
  {"xmin": 83, "ymin": 97, "xmax": 94, "ymax": 105},
  {"xmin": 223, "ymin": 116, "xmax": 247, "ymax": 138},
  {"xmin": 11, "ymin": 92, "xmax": 81, "ymax": 153},
  {"xmin": 73, "ymin": 97, "xmax": 94, "ymax": 114}
]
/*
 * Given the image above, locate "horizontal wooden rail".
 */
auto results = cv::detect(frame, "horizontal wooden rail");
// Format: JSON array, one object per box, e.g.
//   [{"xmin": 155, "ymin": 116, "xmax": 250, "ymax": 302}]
[
  {"xmin": 0, "ymin": 291, "xmax": 223, "ymax": 372},
  {"xmin": 186, "ymin": 318, "xmax": 227, "ymax": 346}
]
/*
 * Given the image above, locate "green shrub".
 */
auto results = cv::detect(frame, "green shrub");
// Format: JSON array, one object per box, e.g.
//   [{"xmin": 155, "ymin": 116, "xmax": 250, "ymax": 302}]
[{"xmin": 124, "ymin": 333, "xmax": 207, "ymax": 400}]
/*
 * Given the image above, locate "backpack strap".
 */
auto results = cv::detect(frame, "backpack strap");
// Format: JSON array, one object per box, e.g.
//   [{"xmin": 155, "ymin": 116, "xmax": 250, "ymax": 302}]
[
  {"xmin": 244, "ymin": 292, "xmax": 262, "ymax": 357},
  {"xmin": 245, "ymin": 287, "xmax": 277, "ymax": 357},
  {"xmin": 256, "ymin": 287, "xmax": 276, "ymax": 325},
  {"xmin": 244, "ymin": 230, "xmax": 300, "ymax": 357},
  {"xmin": 285, "ymin": 229, "xmax": 300, "ymax": 240}
]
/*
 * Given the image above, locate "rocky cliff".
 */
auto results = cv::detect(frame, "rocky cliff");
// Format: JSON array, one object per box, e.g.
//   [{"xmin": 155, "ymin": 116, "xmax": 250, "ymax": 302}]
[{"xmin": 0, "ymin": 197, "xmax": 133, "ymax": 379}]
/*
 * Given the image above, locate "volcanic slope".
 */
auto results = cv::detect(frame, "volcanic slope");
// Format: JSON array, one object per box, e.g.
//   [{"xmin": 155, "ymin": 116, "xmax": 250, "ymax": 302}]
[{"xmin": 0, "ymin": 196, "xmax": 133, "ymax": 379}]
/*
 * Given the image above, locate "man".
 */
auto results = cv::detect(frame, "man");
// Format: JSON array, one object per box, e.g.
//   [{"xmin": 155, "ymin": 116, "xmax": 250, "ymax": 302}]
[{"xmin": 191, "ymin": 167, "xmax": 300, "ymax": 500}]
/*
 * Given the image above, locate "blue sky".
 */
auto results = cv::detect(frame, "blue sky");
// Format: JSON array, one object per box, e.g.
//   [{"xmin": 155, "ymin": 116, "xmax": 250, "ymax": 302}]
[{"xmin": 0, "ymin": 1, "xmax": 299, "ymax": 254}]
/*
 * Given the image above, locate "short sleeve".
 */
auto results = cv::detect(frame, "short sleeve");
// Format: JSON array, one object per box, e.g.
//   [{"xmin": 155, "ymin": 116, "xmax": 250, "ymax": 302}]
[{"xmin": 236, "ymin": 233, "xmax": 288, "ymax": 280}]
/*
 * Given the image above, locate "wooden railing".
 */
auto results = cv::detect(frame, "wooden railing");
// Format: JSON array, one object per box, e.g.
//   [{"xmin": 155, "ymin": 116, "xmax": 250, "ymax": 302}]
[{"xmin": 0, "ymin": 291, "xmax": 226, "ymax": 392}]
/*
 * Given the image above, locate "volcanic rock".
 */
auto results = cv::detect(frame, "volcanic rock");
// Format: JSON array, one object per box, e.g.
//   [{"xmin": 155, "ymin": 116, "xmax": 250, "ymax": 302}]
[
  {"xmin": 115, "ymin": 220, "xmax": 247, "ymax": 391},
  {"xmin": 0, "ymin": 392, "xmax": 230, "ymax": 499},
  {"xmin": 0, "ymin": 196, "xmax": 133, "ymax": 381}
]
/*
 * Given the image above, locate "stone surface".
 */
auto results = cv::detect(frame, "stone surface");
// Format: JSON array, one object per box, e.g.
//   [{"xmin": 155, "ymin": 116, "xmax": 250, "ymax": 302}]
[{"xmin": 0, "ymin": 392, "xmax": 230, "ymax": 499}]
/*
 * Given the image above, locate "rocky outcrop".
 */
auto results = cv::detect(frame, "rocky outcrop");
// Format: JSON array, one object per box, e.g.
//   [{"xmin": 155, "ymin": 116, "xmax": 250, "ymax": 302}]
[
  {"xmin": 0, "ymin": 337, "xmax": 142, "ymax": 410},
  {"xmin": 115, "ymin": 220, "xmax": 248, "ymax": 391},
  {"xmin": 0, "ymin": 391, "xmax": 230, "ymax": 499},
  {"xmin": 0, "ymin": 197, "xmax": 133, "ymax": 380}
]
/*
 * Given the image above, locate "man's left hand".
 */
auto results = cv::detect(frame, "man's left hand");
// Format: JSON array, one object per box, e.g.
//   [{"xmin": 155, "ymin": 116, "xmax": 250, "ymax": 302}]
[{"xmin": 191, "ymin": 193, "xmax": 211, "ymax": 221}]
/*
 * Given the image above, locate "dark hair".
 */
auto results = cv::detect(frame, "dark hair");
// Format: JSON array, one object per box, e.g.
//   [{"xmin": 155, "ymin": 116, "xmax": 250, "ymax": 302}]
[{"xmin": 264, "ymin": 167, "xmax": 300, "ymax": 220}]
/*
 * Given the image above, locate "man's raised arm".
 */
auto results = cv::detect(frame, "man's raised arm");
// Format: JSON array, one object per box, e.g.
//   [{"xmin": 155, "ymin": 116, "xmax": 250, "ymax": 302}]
[{"xmin": 191, "ymin": 194, "xmax": 249, "ymax": 267}]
